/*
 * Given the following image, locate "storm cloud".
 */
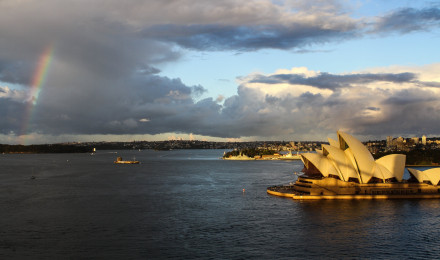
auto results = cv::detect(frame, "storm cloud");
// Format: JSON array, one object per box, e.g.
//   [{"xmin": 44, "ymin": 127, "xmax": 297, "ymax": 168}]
[
  {"xmin": 373, "ymin": 7, "xmax": 440, "ymax": 34},
  {"xmin": 248, "ymin": 72, "xmax": 418, "ymax": 90},
  {"xmin": 1, "ymin": 1, "xmax": 440, "ymax": 143},
  {"xmin": 142, "ymin": 23, "xmax": 358, "ymax": 51},
  {"xmin": 230, "ymin": 66, "xmax": 440, "ymax": 139}
]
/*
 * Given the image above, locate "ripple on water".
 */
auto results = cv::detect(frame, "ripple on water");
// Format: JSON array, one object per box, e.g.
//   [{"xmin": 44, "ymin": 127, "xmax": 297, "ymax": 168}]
[{"xmin": 1, "ymin": 151, "xmax": 440, "ymax": 259}]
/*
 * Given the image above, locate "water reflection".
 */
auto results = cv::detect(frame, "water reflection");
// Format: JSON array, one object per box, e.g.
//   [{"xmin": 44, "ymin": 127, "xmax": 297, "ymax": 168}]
[
  {"xmin": 1, "ymin": 151, "xmax": 440, "ymax": 259},
  {"xmin": 293, "ymin": 199, "xmax": 440, "ymax": 258}
]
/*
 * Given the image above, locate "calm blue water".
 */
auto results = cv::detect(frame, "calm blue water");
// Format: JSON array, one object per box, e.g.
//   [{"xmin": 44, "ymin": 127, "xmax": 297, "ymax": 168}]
[{"xmin": 1, "ymin": 150, "xmax": 439, "ymax": 259}]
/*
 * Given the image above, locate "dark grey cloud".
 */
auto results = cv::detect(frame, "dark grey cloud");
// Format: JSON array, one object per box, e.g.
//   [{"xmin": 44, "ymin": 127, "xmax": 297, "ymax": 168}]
[
  {"xmin": 249, "ymin": 72, "xmax": 417, "ymax": 90},
  {"xmin": 374, "ymin": 7, "xmax": 440, "ymax": 34},
  {"xmin": 0, "ymin": 61, "xmax": 33, "ymax": 85},
  {"xmin": 353, "ymin": 88, "xmax": 440, "ymax": 137},
  {"xmin": 25, "ymin": 71, "xmax": 210, "ymax": 136},
  {"xmin": 226, "ymin": 70, "xmax": 440, "ymax": 139},
  {"xmin": 138, "ymin": 65, "xmax": 161, "ymax": 75},
  {"xmin": 3, "ymin": 64, "xmax": 440, "ymax": 141},
  {"xmin": 2, "ymin": 0, "xmax": 440, "ymax": 143},
  {"xmin": 382, "ymin": 89, "xmax": 438, "ymax": 105},
  {"xmin": 0, "ymin": 97, "xmax": 26, "ymax": 135},
  {"xmin": 366, "ymin": 107, "xmax": 380, "ymax": 111},
  {"xmin": 136, "ymin": 4, "xmax": 440, "ymax": 53},
  {"xmin": 143, "ymin": 23, "xmax": 358, "ymax": 51},
  {"xmin": 420, "ymin": 81, "xmax": 440, "ymax": 88}
]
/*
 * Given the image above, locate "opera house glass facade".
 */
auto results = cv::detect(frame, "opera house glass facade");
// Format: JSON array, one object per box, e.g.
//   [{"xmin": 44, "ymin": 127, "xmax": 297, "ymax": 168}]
[{"xmin": 268, "ymin": 131, "xmax": 440, "ymax": 199}]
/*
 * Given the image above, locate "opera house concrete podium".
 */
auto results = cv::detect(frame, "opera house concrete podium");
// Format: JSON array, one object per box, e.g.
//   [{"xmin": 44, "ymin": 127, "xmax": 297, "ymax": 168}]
[{"xmin": 267, "ymin": 131, "xmax": 440, "ymax": 199}]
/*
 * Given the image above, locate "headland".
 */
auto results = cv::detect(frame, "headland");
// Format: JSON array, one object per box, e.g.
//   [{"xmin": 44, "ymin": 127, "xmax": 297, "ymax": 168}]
[{"xmin": 222, "ymin": 149, "xmax": 301, "ymax": 160}]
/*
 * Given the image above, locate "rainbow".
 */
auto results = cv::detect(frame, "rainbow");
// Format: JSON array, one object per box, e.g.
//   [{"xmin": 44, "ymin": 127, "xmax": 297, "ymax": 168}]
[
  {"xmin": 29, "ymin": 44, "xmax": 54, "ymax": 104},
  {"xmin": 19, "ymin": 44, "xmax": 55, "ymax": 144}
]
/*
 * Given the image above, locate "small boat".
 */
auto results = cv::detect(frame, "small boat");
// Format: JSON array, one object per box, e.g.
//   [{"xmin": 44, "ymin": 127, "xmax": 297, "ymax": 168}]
[{"xmin": 114, "ymin": 157, "xmax": 140, "ymax": 164}]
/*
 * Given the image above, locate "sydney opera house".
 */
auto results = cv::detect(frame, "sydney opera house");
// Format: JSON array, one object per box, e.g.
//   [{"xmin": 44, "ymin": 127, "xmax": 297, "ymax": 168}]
[{"xmin": 267, "ymin": 131, "xmax": 440, "ymax": 199}]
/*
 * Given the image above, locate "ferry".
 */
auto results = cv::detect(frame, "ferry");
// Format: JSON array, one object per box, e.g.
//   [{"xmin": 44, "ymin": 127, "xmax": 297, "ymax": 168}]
[{"xmin": 114, "ymin": 157, "xmax": 140, "ymax": 164}]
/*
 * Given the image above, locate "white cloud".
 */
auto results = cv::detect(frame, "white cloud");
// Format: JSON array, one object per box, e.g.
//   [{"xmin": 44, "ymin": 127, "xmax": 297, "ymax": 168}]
[
  {"xmin": 1, "ymin": 1, "xmax": 440, "ymax": 143},
  {"xmin": 230, "ymin": 63, "xmax": 440, "ymax": 139},
  {"xmin": 0, "ymin": 86, "xmax": 27, "ymax": 101}
]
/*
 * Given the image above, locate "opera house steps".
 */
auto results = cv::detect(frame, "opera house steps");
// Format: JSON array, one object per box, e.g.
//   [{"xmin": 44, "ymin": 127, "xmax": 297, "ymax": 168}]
[{"xmin": 267, "ymin": 131, "xmax": 440, "ymax": 200}]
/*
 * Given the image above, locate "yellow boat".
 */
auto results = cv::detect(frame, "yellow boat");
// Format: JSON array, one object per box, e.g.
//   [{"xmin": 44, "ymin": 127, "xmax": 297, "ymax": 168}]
[{"xmin": 114, "ymin": 157, "xmax": 140, "ymax": 164}]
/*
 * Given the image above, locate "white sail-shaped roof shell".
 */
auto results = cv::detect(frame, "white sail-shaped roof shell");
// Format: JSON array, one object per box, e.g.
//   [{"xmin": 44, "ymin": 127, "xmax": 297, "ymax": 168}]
[
  {"xmin": 371, "ymin": 163, "xmax": 391, "ymax": 181},
  {"xmin": 408, "ymin": 168, "xmax": 440, "ymax": 185},
  {"xmin": 338, "ymin": 131, "xmax": 376, "ymax": 184},
  {"xmin": 408, "ymin": 168, "xmax": 424, "ymax": 183},
  {"xmin": 301, "ymin": 130, "xmax": 407, "ymax": 184},
  {"xmin": 322, "ymin": 144, "xmax": 358, "ymax": 182},
  {"xmin": 376, "ymin": 154, "xmax": 406, "ymax": 182},
  {"xmin": 328, "ymin": 137, "xmax": 339, "ymax": 148},
  {"xmin": 301, "ymin": 153, "xmax": 339, "ymax": 178}
]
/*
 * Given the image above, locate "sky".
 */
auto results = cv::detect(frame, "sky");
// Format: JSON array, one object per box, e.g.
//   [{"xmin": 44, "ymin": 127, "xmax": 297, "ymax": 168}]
[{"xmin": 1, "ymin": 0, "xmax": 440, "ymax": 144}]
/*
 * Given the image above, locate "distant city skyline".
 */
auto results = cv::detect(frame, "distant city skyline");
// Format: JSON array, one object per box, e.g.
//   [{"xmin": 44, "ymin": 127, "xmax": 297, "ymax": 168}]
[{"xmin": 1, "ymin": 0, "xmax": 440, "ymax": 144}]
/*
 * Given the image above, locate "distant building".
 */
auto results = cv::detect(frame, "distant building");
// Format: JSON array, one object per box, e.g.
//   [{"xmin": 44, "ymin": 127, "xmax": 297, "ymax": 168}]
[
  {"xmin": 422, "ymin": 135, "xmax": 427, "ymax": 145},
  {"xmin": 386, "ymin": 136, "xmax": 393, "ymax": 149},
  {"xmin": 395, "ymin": 137, "xmax": 407, "ymax": 151},
  {"xmin": 411, "ymin": 137, "xmax": 419, "ymax": 144}
]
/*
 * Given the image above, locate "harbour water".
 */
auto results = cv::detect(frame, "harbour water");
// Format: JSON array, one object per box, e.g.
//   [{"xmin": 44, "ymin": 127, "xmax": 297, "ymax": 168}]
[{"xmin": 1, "ymin": 150, "xmax": 439, "ymax": 259}]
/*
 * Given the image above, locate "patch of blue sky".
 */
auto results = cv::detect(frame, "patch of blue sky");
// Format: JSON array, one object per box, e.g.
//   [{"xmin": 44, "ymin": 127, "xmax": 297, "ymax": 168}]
[
  {"xmin": 159, "ymin": 24, "xmax": 440, "ymax": 100},
  {"xmin": 0, "ymin": 81, "xmax": 25, "ymax": 90},
  {"xmin": 157, "ymin": 0, "xmax": 440, "ymax": 101}
]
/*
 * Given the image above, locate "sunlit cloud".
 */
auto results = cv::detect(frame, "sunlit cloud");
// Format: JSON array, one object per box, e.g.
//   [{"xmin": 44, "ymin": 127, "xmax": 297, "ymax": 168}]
[{"xmin": 1, "ymin": 1, "xmax": 440, "ymax": 143}]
